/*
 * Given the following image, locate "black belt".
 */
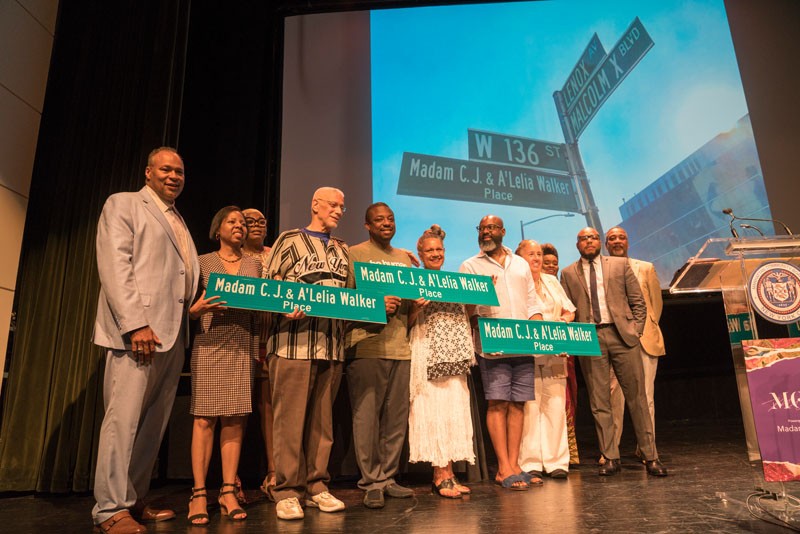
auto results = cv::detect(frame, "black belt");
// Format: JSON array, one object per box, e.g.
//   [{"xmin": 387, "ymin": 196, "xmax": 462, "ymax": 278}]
[{"xmin": 595, "ymin": 323, "xmax": 614, "ymax": 329}]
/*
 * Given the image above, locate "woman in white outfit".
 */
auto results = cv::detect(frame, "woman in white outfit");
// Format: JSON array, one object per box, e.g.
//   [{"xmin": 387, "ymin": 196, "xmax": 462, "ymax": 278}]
[
  {"xmin": 515, "ymin": 239, "xmax": 576, "ymax": 479},
  {"xmin": 408, "ymin": 225, "xmax": 476, "ymax": 498}
]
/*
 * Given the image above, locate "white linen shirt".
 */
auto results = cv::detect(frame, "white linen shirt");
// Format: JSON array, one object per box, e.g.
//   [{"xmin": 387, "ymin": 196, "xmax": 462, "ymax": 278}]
[{"xmin": 459, "ymin": 246, "xmax": 543, "ymax": 355}]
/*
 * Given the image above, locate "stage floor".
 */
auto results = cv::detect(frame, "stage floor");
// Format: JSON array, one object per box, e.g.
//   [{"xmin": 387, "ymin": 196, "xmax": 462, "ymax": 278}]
[{"xmin": 2, "ymin": 419, "xmax": 798, "ymax": 533}]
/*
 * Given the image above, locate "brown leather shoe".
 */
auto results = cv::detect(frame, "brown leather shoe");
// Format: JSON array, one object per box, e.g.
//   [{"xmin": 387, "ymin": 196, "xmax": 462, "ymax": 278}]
[
  {"xmin": 645, "ymin": 459, "xmax": 668, "ymax": 477},
  {"xmin": 132, "ymin": 500, "xmax": 175, "ymax": 522},
  {"xmin": 93, "ymin": 511, "xmax": 147, "ymax": 533},
  {"xmin": 598, "ymin": 458, "xmax": 621, "ymax": 476}
]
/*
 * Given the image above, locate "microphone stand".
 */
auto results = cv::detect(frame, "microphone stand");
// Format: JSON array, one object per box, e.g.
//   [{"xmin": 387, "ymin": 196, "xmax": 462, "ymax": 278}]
[
  {"xmin": 739, "ymin": 223, "xmax": 765, "ymax": 236},
  {"xmin": 723, "ymin": 209, "xmax": 739, "ymax": 238}
]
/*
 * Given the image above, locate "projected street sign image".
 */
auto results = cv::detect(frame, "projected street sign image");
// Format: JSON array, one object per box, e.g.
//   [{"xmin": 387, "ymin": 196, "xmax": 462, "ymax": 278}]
[{"xmin": 371, "ymin": 0, "xmax": 769, "ymax": 284}]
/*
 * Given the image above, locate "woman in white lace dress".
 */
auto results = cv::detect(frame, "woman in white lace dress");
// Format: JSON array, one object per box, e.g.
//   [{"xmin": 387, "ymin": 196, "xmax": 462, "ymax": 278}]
[{"xmin": 408, "ymin": 225, "xmax": 475, "ymax": 499}]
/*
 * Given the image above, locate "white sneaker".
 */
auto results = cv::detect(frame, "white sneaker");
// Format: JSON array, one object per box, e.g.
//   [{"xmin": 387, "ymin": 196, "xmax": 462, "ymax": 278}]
[
  {"xmin": 276, "ymin": 497, "xmax": 304, "ymax": 520},
  {"xmin": 306, "ymin": 491, "xmax": 346, "ymax": 512}
]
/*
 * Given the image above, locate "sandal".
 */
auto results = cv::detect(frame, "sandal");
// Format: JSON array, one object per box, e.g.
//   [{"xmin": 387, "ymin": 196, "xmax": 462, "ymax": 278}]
[
  {"xmin": 219, "ymin": 483, "xmax": 247, "ymax": 521},
  {"xmin": 449, "ymin": 477, "xmax": 471, "ymax": 495},
  {"xmin": 259, "ymin": 472, "xmax": 276, "ymax": 495},
  {"xmin": 495, "ymin": 473, "xmax": 529, "ymax": 491},
  {"xmin": 188, "ymin": 487, "xmax": 209, "ymax": 526},
  {"xmin": 520, "ymin": 471, "xmax": 544, "ymax": 485},
  {"xmin": 432, "ymin": 478, "xmax": 462, "ymax": 499},
  {"xmin": 234, "ymin": 474, "xmax": 247, "ymax": 505}
]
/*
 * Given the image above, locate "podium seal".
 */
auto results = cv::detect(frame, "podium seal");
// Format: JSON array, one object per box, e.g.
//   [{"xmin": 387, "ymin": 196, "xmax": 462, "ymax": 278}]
[{"xmin": 748, "ymin": 261, "xmax": 800, "ymax": 324}]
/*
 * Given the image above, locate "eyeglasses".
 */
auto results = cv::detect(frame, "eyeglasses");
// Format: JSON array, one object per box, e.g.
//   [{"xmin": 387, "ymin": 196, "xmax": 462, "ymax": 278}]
[
  {"xmin": 577, "ymin": 234, "xmax": 600, "ymax": 242},
  {"xmin": 476, "ymin": 224, "xmax": 503, "ymax": 232},
  {"xmin": 315, "ymin": 198, "xmax": 347, "ymax": 213},
  {"xmin": 245, "ymin": 217, "xmax": 267, "ymax": 227}
]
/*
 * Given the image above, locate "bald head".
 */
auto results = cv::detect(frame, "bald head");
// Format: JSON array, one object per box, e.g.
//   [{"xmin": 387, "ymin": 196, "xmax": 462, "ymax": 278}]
[
  {"xmin": 309, "ymin": 187, "xmax": 345, "ymax": 233},
  {"xmin": 576, "ymin": 227, "xmax": 601, "ymax": 260},
  {"xmin": 313, "ymin": 186, "xmax": 343, "ymax": 200},
  {"xmin": 242, "ymin": 208, "xmax": 264, "ymax": 219},
  {"xmin": 478, "ymin": 215, "xmax": 505, "ymax": 253}
]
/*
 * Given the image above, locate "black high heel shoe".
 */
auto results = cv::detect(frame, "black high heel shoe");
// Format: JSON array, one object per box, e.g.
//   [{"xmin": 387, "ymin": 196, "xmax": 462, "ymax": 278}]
[
  {"xmin": 219, "ymin": 483, "xmax": 247, "ymax": 520},
  {"xmin": 188, "ymin": 487, "xmax": 209, "ymax": 526}
]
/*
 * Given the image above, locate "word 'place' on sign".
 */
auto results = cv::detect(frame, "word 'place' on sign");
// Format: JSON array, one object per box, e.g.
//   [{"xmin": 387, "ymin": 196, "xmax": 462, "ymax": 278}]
[
  {"xmin": 479, "ymin": 318, "xmax": 601, "ymax": 356},
  {"xmin": 354, "ymin": 261, "xmax": 499, "ymax": 306},
  {"xmin": 206, "ymin": 273, "xmax": 387, "ymax": 323}
]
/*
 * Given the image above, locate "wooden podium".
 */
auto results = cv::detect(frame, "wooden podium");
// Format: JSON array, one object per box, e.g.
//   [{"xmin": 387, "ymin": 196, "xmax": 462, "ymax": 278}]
[{"xmin": 671, "ymin": 235, "xmax": 800, "ymax": 461}]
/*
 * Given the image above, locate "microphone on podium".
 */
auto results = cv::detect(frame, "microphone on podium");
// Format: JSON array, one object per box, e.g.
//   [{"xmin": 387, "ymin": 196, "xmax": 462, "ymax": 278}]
[
  {"xmin": 722, "ymin": 208, "xmax": 739, "ymax": 238},
  {"xmin": 721, "ymin": 208, "xmax": 794, "ymax": 236},
  {"xmin": 739, "ymin": 223, "xmax": 765, "ymax": 236}
]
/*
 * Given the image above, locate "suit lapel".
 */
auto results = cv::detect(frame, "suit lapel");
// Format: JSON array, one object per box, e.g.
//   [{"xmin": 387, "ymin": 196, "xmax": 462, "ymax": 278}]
[
  {"xmin": 601, "ymin": 255, "xmax": 611, "ymax": 294},
  {"xmin": 575, "ymin": 261, "xmax": 589, "ymax": 296},
  {"xmin": 138, "ymin": 187, "xmax": 182, "ymax": 255}
]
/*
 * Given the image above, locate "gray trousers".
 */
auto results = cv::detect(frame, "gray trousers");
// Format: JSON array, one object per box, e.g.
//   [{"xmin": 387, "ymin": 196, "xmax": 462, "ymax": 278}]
[
  {"xmin": 347, "ymin": 358, "xmax": 410, "ymax": 491},
  {"xmin": 92, "ymin": 341, "xmax": 185, "ymax": 524},
  {"xmin": 269, "ymin": 357, "xmax": 342, "ymax": 502},
  {"xmin": 579, "ymin": 326, "xmax": 657, "ymax": 461}
]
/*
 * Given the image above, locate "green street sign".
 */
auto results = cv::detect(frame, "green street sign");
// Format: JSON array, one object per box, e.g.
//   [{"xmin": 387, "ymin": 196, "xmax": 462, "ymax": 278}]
[
  {"xmin": 354, "ymin": 262, "xmax": 499, "ymax": 305},
  {"xmin": 467, "ymin": 129, "xmax": 569, "ymax": 174},
  {"xmin": 397, "ymin": 152, "xmax": 580, "ymax": 212},
  {"xmin": 565, "ymin": 17, "xmax": 654, "ymax": 139},
  {"xmin": 478, "ymin": 318, "xmax": 601, "ymax": 356},
  {"xmin": 205, "ymin": 273, "xmax": 387, "ymax": 323},
  {"xmin": 790, "ymin": 323, "xmax": 800, "ymax": 338},
  {"xmin": 726, "ymin": 312, "xmax": 754, "ymax": 344},
  {"xmin": 561, "ymin": 32, "xmax": 607, "ymax": 111}
]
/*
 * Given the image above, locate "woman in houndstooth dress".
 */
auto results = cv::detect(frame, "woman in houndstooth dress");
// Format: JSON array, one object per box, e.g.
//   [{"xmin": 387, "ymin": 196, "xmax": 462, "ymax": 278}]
[{"xmin": 187, "ymin": 206, "xmax": 261, "ymax": 525}]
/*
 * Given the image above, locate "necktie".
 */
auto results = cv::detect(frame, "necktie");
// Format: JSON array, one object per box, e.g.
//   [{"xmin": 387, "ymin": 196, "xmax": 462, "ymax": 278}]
[{"xmin": 589, "ymin": 260, "xmax": 601, "ymax": 323}]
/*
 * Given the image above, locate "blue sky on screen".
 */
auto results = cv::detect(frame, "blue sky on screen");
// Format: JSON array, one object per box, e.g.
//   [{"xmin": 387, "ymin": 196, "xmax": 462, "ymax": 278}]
[{"xmin": 371, "ymin": 0, "xmax": 750, "ymax": 271}]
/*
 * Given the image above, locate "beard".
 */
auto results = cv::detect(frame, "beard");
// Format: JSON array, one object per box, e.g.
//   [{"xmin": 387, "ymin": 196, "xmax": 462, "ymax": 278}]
[
  {"xmin": 580, "ymin": 249, "xmax": 600, "ymax": 261},
  {"xmin": 479, "ymin": 237, "xmax": 501, "ymax": 253}
]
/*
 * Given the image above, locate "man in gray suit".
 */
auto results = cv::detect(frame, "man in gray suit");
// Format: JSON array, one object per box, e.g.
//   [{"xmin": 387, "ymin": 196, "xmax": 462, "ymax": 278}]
[
  {"xmin": 92, "ymin": 147, "xmax": 200, "ymax": 533},
  {"xmin": 560, "ymin": 227, "xmax": 667, "ymax": 477}
]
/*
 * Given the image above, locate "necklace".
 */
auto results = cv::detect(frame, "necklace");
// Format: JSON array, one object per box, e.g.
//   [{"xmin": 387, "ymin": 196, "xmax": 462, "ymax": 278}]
[{"xmin": 217, "ymin": 252, "xmax": 242, "ymax": 263}]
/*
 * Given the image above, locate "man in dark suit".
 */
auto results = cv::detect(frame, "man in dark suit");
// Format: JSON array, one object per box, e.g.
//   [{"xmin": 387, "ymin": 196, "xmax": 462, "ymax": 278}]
[
  {"xmin": 560, "ymin": 227, "xmax": 667, "ymax": 476},
  {"xmin": 92, "ymin": 147, "xmax": 200, "ymax": 533}
]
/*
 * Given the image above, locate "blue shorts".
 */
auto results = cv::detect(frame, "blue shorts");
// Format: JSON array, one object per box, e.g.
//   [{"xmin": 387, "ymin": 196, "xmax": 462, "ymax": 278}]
[{"xmin": 478, "ymin": 356, "xmax": 535, "ymax": 402}]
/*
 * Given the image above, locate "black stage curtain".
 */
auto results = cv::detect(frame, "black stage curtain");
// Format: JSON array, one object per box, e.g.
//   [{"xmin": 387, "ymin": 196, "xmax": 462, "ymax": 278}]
[
  {"xmin": 176, "ymin": 2, "xmax": 278, "ymax": 252},
  {"xmin": 0, "ymin": 0, "xmax": 191, "ymax": 492},
  {"xmin": 0, "ymin": 0, "xmax": 496, "ymax": 494}
]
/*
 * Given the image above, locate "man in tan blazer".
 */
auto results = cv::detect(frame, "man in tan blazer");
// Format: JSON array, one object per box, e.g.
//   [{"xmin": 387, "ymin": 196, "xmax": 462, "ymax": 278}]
[
  {"xmin": 605, "ymin": 226, "xmax": 666, "ymax": 459},
  {"xmin": 560, "ymin": 227, "xmax": 666, "ymax": 476},
  {"xmin": 92, "ymin": 147, "xmax": 200, "ymax": 533}
]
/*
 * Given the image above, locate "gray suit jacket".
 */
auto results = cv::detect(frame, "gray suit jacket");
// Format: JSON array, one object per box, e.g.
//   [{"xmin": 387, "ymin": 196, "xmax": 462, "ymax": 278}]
[
  {"xmin": 560, "ymin": 255, "xmax": 646, "ymax": 347},
  {"xmin": 92, "ymin": 187, "xmax": 200, "ymax": 352}
]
